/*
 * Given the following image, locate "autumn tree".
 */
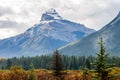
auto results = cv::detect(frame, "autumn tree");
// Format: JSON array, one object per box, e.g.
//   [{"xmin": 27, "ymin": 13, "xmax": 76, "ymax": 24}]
[
  {"xmin": 29, "ymin": 64, "xmax": 37, "ymax": 80},
  {"xmin": 10, "ymin": 66, "xmax": 28, "ymax": 80}
]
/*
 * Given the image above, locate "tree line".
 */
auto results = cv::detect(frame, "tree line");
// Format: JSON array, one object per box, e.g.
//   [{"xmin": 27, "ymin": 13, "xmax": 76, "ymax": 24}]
[{"xmin": 0, "ymin": 52, "xmax": 120, "ymax": 70}]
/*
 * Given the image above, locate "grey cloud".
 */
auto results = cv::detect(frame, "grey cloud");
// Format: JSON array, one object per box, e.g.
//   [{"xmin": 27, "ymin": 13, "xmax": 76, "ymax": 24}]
[
  {"xmin": 0, "ymin": 20, "xmax": 28, "ymax": 33},
  {"xmin": 0, "ymin": 20, "xmax": 23, "ymax": 28},
  {"xmin": 47, "ymin": 0, "xmax": 61, "ymax": 8},
  {"xmin": 0, "ymin": 6, "xmax": 14, "ymax": 16},
  {"xmin": 58, "ymin": 0, "xmax": 120, "ymax": 30}
]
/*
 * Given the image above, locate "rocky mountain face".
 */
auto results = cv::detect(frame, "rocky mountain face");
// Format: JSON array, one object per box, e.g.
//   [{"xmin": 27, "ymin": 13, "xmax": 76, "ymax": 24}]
[{"xmin": 0, "ymin": 8, "xmax": 95, "ymax": 57}]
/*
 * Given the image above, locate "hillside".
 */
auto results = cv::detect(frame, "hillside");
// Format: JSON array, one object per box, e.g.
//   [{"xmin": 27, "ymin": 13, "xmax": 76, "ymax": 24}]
[{"xmin": 60, "ymin": 12, "xmax": 120, "ymax": 56}]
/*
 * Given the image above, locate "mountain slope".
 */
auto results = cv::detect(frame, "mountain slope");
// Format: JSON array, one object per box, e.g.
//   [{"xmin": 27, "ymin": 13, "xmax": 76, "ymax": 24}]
[
  {"xmin": 0, "ymin": 8, "xmax": 95, "ymax": 57},
  {"xmin": 60, "ymin": 13, "xmax": 120, "ymax": 56},
  {"xmin": 60, "ymin": 11, "xmax": 120, "ymax": 56}
]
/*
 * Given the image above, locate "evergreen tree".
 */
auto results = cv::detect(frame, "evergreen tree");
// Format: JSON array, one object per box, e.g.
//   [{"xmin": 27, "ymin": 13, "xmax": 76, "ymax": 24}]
[
  {"xmin": 6, "ymin": 59, "xmax": 12, "ymax": 69},
  {"xmin": 85, "ymin": 59, "xmax": 91, "ymax": 69},
  {"xmin": 52, "ymin": 50, "xmax": 64, "ymax": 77},
  {"xmin": 94, "ymin": 37, "xmax": 113, "ymax": 80}
]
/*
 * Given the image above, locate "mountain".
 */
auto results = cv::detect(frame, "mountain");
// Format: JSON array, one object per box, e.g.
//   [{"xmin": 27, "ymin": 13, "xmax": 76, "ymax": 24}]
[
  {"xmin": 59, "ymin": 11, "xmax": 120, "ymax": 56},
  {"xmin": 0, "ymin": 8, "xmax": 95, "ymax": 57}
]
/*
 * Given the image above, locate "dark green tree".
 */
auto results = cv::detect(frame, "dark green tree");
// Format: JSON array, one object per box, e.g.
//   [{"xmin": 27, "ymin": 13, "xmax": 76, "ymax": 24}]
[
  {"xmin": 6, "ymin": 59, "xmax": 12, "ymax": 69},
  {"xmin": 85, "ymin": 59, "xmax": 91, "ymax": 69},
  {"xmin": 52, "ymin": 50, "xmax": 64, "ymax": 77},
  {"xmin": 94, "ymin": 37, "xmax": 113, "ymax": 80}
]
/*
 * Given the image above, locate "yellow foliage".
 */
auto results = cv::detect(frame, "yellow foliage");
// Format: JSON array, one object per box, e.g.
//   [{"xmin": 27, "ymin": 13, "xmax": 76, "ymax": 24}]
[{"xmin": 0, "ymin": 67, "xmax": 120, "ymax": 80}]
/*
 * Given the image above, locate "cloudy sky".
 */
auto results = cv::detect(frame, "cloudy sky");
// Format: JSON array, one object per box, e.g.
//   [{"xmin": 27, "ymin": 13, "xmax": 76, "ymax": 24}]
[{"xmin": 0, "ymin": 0, "xmax": 120, "ymax": 39}]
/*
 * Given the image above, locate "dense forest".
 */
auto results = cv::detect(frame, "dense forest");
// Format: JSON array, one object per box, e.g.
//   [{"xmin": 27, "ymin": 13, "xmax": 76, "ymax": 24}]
[{"xmin": 1, "ymin": 55, "xmax": 120, "ymax": 70}]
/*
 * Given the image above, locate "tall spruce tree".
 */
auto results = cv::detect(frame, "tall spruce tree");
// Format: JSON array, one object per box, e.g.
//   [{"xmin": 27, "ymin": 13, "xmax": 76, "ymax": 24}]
[
  {"xmin": 94, "ymin": 37, "xmax": 113, "ymax": 80},
  {"xmin": 52, "ymin": 50, "xmax": 64, "ymax": 77}
]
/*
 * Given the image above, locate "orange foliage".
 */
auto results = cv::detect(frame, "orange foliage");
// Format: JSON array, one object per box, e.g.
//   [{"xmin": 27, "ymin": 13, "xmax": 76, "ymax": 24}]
[
  {"xmin": 10, "ymin": 66, "xmax": 29, "ymax": 80},
  {"xmin": 0, "ymin": 70, "xmax": 11, "ymax": 80},
  {"xmin": 0, "ymin": 67, "xmax": 120, "ymax": 80}
]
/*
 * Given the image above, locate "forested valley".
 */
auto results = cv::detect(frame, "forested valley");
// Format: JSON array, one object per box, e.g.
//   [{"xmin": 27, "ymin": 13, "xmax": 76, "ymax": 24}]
[{"xmin": 0, "ymin": 38, "xmax": 120, "ymax": 80}]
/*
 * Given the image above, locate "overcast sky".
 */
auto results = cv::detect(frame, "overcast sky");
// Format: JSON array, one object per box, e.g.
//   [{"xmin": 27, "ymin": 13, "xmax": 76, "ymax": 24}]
[{"xmin": 0, "ymin": 0, "xmax": 120, "ymax": 39}]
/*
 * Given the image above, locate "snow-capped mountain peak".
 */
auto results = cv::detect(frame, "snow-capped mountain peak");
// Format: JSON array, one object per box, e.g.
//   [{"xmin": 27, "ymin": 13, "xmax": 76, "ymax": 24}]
[
  {"xmin": 0, "ymin": 8, "xmax": 95, "ymax": 57},
  {"xmin": 40, "ymin": 8, "xmax": 62, "ymax": 21}
]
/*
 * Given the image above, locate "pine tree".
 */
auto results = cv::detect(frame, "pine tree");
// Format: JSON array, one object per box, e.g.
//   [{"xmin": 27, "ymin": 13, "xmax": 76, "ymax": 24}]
[
  {"xmin": 94, "ymin": 37, "xmax": 113, "ymax": 80},
  {"xmin": 85, "ymin": 59, "xmax": 91, "ymax": 69},
  {"xmin": 6, "ymin": 59, "xmax": 12, "ymax": 69},
  {"xmin": 52, "ymin": 50, "xmax": 64, "ymax": 77}
]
